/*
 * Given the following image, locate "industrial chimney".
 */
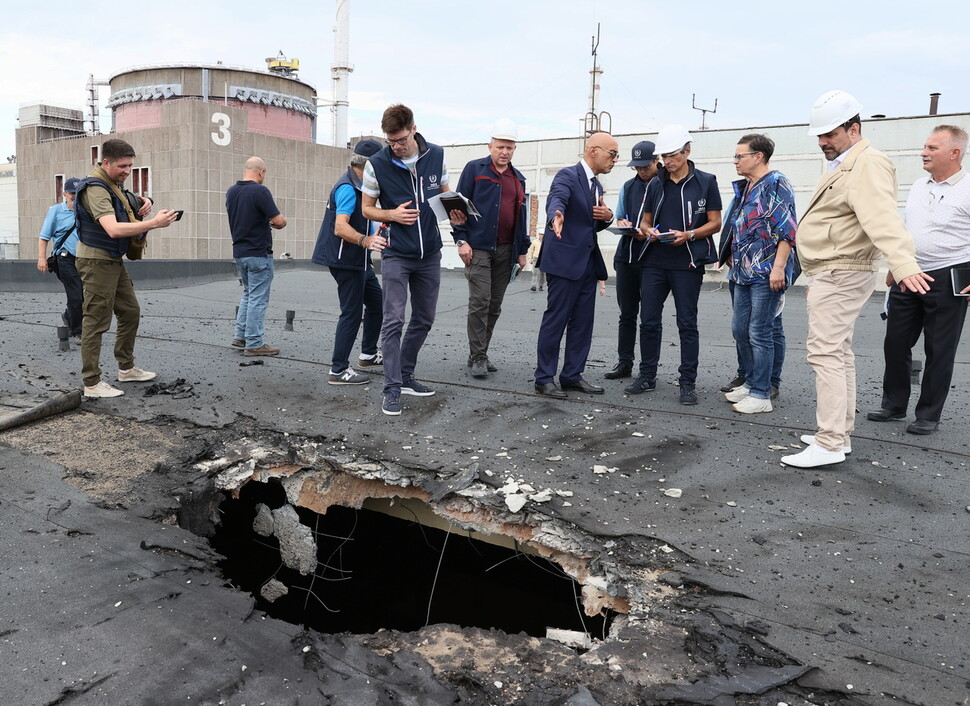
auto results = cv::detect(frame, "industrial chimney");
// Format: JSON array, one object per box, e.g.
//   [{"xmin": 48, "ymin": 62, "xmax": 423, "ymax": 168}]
[
  {"xmin": 929, "ymin": 92, "xmax": 941, "ymax": 116},
  {"xmin": 331, "ymin": 0, "xmax": 353, "ymax": 148}
]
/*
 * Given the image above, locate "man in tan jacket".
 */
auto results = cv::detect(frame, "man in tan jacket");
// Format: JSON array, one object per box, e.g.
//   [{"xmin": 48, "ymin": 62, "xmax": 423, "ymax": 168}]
[{"xmin": 781, "ymin": 90, "xmax": 932, "ymax": 469}]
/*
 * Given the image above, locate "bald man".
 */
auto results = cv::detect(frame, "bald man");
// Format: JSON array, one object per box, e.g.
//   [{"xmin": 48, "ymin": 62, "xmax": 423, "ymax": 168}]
[
  {"xmin": 533, "ymin": 133, "xmax": 617, "ymax": 397},
  {"xmin": 226, "ymin": 156, "xmax": 287, "ymax": 356}
]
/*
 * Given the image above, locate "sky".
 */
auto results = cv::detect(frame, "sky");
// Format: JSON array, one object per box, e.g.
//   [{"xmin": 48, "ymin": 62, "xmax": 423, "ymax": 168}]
[{"xmin": 2, "ymin": 0, "xmax": 969, "ymax": 161}]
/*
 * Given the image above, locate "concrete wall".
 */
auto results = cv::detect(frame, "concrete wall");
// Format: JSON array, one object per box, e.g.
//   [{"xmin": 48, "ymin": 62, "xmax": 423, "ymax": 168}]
[
  {"xmin": 0, "ymin": 162, "xmax": 17, "ymax": 258},
  {"xmin": 16, "ymin": 99, "xmax": 347, "ymax": 261},
  {"xmin": 0, "ymin": 258, "xmax": 308, "ymax": 292},
  {"xmin": 12, "ymin": 106, "xmax": 968, "ymax": 275}
]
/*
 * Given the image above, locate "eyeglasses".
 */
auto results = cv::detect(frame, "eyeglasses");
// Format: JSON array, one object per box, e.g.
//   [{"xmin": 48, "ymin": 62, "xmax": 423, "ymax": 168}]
[
  {"xmin": 732, "ymin": 151, "xmax": 759, "ymax": 162},
  {"xmin": 593, "ymin": 146, "xmax": 620, "ymax": 160},
  {"xmin": 660, "ymin": 149, "xmax": 685, "ymax": 159},
  {"xmin": 385, "ymin": 129, "xmax": 413, "ymax": 147}
]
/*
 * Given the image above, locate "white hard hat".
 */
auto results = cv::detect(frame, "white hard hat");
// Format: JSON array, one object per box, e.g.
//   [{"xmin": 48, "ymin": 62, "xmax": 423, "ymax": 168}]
[
  {"xmin": 655, "ymin": 124, "xmax": 692, "ymax": 155},
  {"xmin": 490, "ymin": 118, "xmax": 518, "ymax": 141},
  {"xmin": 807, "ymin": 90, "xmax": 863, "ymax": 135}
]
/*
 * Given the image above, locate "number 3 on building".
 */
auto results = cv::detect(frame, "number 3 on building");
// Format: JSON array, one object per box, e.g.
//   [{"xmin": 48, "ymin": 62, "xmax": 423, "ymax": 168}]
[{"xmin": 212, "ymin": 113, "xmax": 231, "ymax": 146}]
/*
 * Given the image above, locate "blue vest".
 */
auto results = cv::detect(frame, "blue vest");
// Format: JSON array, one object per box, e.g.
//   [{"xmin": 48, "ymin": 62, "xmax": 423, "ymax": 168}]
[
  {"xmin": 75, "ymin": 177, "xmax": 135, "ymax": 258},
  {"xmin": 368, "ymin": 134, "xmax": 444, "ymax": 260},
  {"xmin": 615, "ymin": 176, "xmax": 650, "ymax": 265},
  {"xmin": 312, "ymin": 168, "xmax": 371, "ymax": 271}
]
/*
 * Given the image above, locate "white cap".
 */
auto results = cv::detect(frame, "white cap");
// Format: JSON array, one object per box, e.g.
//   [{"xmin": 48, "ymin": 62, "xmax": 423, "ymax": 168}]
[
  {"xmin": 490, "ymin": 118, "xmax": 518, "ymax": 141},
  {"xmin": 807, "ymin": 90, "xmax": 863, "ymax": 135},
  {"xmin": 655, "ymin": 124, "xmax": 692, "ymax": 155}
]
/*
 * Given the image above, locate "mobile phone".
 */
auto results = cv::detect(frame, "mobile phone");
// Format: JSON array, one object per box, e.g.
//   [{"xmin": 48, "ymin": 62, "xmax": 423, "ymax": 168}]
[
  {"xmin": 509, "ymin": 263, "xmax": 521, "ymax": 283},
  {"xmin": 174, "ymin": 210, "xmax": 184, "ymax": 221}
]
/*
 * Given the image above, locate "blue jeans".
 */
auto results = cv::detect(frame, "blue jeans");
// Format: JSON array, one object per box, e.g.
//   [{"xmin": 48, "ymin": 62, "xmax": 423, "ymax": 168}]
[
  {"xmin": 380, "ymin": 251, "xmax": 441, "ymax": 393},
  {"xmin": 234, "ymin": 256, "xmax": 274, "ymax": 349},
  {"xmin": 638, "ymin": 266, "xmax": 703, "ymax": 385},
  {"xmin": 730, "ymin": 280, "xmax": 785, "ymax": 389},
  {"xmin": 731, "ymin": 279, "xmax": 784, "ymax": 399}
]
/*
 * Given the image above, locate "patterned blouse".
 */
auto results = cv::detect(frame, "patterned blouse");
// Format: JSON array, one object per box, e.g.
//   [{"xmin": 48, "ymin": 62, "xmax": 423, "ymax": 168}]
[{"xmin": 725, "ymin": 170, "xmax": 798, "ymax": 286}]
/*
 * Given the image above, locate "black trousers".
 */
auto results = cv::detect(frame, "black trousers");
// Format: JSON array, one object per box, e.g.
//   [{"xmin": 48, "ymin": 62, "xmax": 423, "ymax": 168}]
[
  {"xmin": 881, "ymin": 262, "xmax": 969, "ymax": 422},
  {"xmin": 613, "ymin": 258, "xmax": 642, "ymax": 366},
  {"xmin": 55, "ymin": 253, "xmax": 84, "ymax": 337}
]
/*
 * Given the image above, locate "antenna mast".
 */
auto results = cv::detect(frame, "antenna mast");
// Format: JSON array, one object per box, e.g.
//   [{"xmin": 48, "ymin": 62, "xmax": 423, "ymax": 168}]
[
  {"xmin": 692, "ymin": 93, "xmax": 718, "ymax": 131},
  {"xmin": 582, "ymin": 23, "xmax": 611, "ymax": 137}
]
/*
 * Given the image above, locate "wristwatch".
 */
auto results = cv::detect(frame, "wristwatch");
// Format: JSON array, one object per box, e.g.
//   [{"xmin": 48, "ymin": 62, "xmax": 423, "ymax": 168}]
[
  {"xmin": 456, "ymin": 240, "xmax": 468, "ymax": 247},
  {"xmin": 688, "ymin": 230, "xmax": 696, "ymax": 241}
]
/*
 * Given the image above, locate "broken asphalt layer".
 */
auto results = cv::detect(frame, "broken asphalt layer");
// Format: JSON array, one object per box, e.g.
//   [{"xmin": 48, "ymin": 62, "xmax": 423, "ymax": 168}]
[{"xmin": 1, "ymin": 266, "xmax": 968, "ymax": 705}]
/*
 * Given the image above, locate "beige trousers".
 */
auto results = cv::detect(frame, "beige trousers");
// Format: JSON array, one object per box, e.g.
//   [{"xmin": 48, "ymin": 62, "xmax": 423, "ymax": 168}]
[{"xmin": 805, "ymin": 270, "xmax": 877, "ymax": 451}]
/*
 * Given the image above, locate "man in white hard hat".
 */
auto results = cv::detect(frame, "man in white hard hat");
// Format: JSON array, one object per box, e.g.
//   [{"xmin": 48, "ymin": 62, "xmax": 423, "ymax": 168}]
[
  {"xmin": 781, "ymin": 90, "xmax": 932, "ymax": 469},
  {"xmin": 866, "ymin": 125, "xmax": 970, "ymax": 435},
  {"xmin": 632, "ymin": 124, "xmax": 722, "ymax": 406},
  {"xmin": 452, "ymin": 119, "xmax": 530, "ymax": 378}
]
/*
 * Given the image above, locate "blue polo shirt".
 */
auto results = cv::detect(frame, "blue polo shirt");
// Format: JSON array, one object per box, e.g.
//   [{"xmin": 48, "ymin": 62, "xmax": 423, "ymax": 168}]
[{"xmin": 39, "ymin": 203, "xmax": 79, "ymax": 256}]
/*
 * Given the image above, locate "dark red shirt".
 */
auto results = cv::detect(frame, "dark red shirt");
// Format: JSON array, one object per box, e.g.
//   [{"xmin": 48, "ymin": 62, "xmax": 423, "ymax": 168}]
[{"xmin": 496, "ymin": 165, "xmax": 518, "ymax": 244}]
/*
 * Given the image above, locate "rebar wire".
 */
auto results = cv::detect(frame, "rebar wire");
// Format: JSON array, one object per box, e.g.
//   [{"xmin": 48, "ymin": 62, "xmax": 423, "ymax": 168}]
[
  {"xmin": 305, "ymin": 509, "xmax": 357, "ymax": 611},
  {"xmin": 571, "ymin": 581, "xmax": 592, "ymax": 641},
  {"xmin": 288, "ymin": 584, "xmax": 339, "ymax": 613},
  {"xmin": 425, "ymin": 524, "xmax": 453, "ymax": 628}
]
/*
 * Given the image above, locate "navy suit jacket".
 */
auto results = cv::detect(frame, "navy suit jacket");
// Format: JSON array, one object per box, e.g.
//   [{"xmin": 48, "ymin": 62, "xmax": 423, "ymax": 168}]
[{"xmin": 536, "ymin": 162, "xmax": 609, "ymax": 281}]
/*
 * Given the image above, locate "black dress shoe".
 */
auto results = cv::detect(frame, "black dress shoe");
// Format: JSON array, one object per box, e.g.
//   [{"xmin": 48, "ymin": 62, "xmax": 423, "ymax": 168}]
[
  {"xmin": 560, "ymin": 378, "xmax": 605, "ymax": 394},
  {"xmin": 906, "ymin": 419, "xmax": 938, "ymax": 435},
  {"xmin": 866, "ymin": 408, "xmax": 906, "ymax": 422},
  {"xmin": 535, "ymin": 382, "xmax": 567, "ymax": 398},
  {"xmin": 604, "ymin": 363, "xmax": 633, "ymax": 380}
]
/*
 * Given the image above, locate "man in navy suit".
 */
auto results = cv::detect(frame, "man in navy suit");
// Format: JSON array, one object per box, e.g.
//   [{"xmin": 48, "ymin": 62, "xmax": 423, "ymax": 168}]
[{"xmin": 534, "ymin": 132, "xmax": 618, "ymax": 397}]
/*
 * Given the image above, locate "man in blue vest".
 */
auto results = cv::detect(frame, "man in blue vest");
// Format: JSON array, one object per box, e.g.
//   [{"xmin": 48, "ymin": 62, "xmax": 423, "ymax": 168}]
[
  {"xmin": 605, "ymin": 141, "xmax": 659, "ymax": 380},
  {"xmin": 361, "ymin": 104, "xmax": 466, "ymax": 416},
  {"xmin": 452, "ymin": 119, "xmax": 530, "ymax": 379},
  {"xmin": 311, "ymin": 139, "xmax": 387, "ymax": 386},
  {"xmin": 533, "ymin": 132, "xmax": 616, "ymax": 398},
  {"xmin": 74, "ymin": 138, "xmax": 178, "ymax": 398}
]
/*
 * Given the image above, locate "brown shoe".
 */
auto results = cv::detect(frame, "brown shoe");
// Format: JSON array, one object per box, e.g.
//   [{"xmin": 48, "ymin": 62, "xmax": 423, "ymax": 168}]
[{"xmin": 244, "ymin": 345, "xmax": 280, "ymax": 356}]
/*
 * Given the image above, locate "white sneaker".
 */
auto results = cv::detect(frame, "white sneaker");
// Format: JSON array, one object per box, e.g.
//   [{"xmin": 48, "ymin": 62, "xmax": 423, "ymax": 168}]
[
  {"xmin": 800, "ymin": 434, "xmax": 852, "ymax": 454},
  {"xmin": 724, "ymin": 385, "xmax": 750, "ymax": 403},
  {"xmin": 118, "ymin": 367, "xmax": 157, "ymax": 383},
  {"xmin": 732, "ymin": 396, "xmax": 772, "ymax": 414},
  {"xmin": 781, "ymin": 443, "xmax": 846, "ymax": 468},
  {"xmin": 84, "ymin": 381, "xmax": 125, "ymax": 398}
]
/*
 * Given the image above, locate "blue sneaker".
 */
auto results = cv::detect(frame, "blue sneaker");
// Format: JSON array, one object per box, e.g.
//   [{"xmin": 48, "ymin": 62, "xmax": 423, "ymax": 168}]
[
  {"xmin": 624, "ymin": 375, "xmax": 656, "ymax": 395},
  {"xmin": 382, "ymin": 389, "xmax": 402, "ymax": 416},
  {"xmin": 401, "ymin": 378, "xmax": 435, "ymax": 396}
]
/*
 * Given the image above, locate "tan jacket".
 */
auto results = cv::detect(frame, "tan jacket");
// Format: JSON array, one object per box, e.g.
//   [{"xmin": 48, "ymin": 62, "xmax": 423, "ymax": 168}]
[{"xmin": 798, "ymin": 139, "xmax": 921, "ymax": 280}]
